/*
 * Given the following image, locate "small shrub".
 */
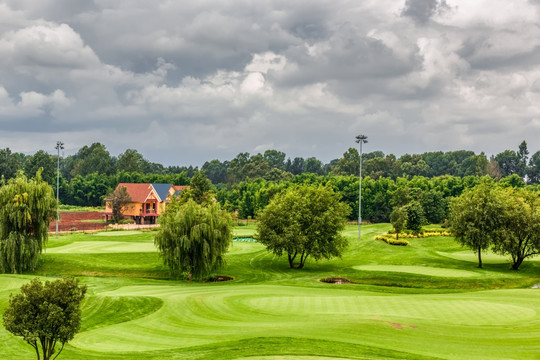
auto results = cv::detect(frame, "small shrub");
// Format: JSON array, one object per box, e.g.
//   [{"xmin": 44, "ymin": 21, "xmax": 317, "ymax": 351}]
[
  {"xmin": 118, "ymin": 219, "xmax": 135, "ymax": 225},
  {"xmin": 374, "ymin": 235, "xmax": 409, "ymax": 246}
]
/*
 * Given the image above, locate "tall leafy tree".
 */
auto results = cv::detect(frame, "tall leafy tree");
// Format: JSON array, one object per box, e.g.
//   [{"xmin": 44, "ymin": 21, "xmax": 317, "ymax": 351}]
[
  {"xmin": 116, "ymin": 149, "xmax": 150, "ymax": 173},
  {"xmin": 105, "ymin": 186, "xmax": 132, "ymax": 223},
  {"xmin": 23, "ymin": 150, "xmax": 56, "ymax": 185},
  {"xmin": 404, "ymin": 201, "xmax": 426, "ymax": 234},
  {"xmin": 494, "ymin": 150, "xmax": 519, "ymax": 178},
  {"xmin": 263, "ymin": 150, "xmax": 286, "ymax": 170},
  {"xmin": 304, "ymin": 157, "xmax": 324, "ymax": 175},
  {"xmin": 449, "ymin": 180, "xmax": 506, "ymax": 268},
  {"xmin": 390, "ymin": 206, "xmax": 407, "ymax": 240},
  {"xmin": 492, "ymin": 188, "xmax": 540, "ymax": 270},
  {"xmin": 3, "ymin": 277, "xmax": 87, "ymax": 360},
  {"xmin": 258, "ymin": 184, "xmax": 350, "ymax": 269},
  {"xmin": 202, "ymin": 159, "xmax": 228, "ymax": 184},
  {"xmin": 333, "ymin": 148, "xmax": 359, "ymax": 176},
  {"xmin": 70, "ymin": 143, "xmax": 116, "ymax": 177},
  {"xmin": 517, "ymin": 140, "xmax": 529, "ymax": 178},
  {"xmin": 0, "ymin": 171, "xmax": 56, "ymax": 273},
  {"xmin": 528, "ymin": 151, "xmax": 540, "ymax": 184},
  {"xmin": 189, "ymin": 170, "xmax": 214, "ymax": 204},
  {"xmin": 154, "ymin": 200, "xmax": 232, "ymax": 280},
  {"xmin": 0, "ymin": 148, "xmax": 24, "ymax": 180}
]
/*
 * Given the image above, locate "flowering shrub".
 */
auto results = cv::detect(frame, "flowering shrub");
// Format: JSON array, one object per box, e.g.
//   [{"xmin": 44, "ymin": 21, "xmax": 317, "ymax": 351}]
[{"xmin": 375, "ymin": 230, "xmax": 452, "ymax": 246}]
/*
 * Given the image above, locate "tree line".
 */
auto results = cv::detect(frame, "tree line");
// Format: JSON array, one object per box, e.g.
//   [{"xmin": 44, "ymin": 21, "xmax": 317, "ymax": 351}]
[{"xmin": 1, "ymin": 141, "xmax": 539, "ymax": 209}]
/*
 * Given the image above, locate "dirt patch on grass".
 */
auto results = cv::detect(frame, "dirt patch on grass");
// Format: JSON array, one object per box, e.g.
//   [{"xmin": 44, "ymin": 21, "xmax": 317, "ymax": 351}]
[
  {"xmin": 387, "ymin": 322, "xmax": 418, "ymax": 330},
  {"xmin": 205, "ymin": 275, "xmax": 234, "ymax": 282},
  {"xmin": 319, "ymin": 277, "xmax": 355, "ymax": 284}
]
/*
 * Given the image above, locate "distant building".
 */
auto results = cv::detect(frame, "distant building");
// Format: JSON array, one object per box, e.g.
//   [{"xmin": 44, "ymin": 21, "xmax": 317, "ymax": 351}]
[{"xmin": 104, "ymin": 183, "xmax": 189, "ymax": 224}]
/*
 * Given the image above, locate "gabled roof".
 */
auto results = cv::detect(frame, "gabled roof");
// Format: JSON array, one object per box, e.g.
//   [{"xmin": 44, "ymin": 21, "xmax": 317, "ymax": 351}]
[
  {"xmin": 116, "ymin": 183, "xmax": 153, "ymax": 203},
  {"xmin": 151, "ymin": 183, "xmax": 173, "ymax": 202}
]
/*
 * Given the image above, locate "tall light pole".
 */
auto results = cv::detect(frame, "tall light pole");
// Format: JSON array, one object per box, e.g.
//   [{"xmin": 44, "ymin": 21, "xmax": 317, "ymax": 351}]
[
  {"xmin": 355, "ymin": 134, "xmax": 367, "ymax": 241},
  {"xmin": 55, "ymin": 141, "xmax": 64, "ymax": 238}
]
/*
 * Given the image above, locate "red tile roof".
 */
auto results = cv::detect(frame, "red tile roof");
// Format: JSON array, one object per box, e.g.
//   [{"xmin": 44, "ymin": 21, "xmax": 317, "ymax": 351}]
[
  {"xmin": 173, "ymin": 185, "xmax": 189, "ymax": 191},
  {"xmin": 116, "ymin": 183, "xmax": 153, "ymax": 203}
]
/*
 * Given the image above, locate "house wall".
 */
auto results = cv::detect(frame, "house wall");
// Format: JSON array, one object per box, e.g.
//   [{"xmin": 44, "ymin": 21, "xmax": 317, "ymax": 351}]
[{"xmin": 122, "ymin": 202, "xmax": 143, "ymax": 216}]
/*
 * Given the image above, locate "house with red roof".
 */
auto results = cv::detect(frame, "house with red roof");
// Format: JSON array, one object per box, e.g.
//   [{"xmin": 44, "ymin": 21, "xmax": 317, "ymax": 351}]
[{"xmin": 104, "ymin": 183, "xmax": 188, "ymax": 224}]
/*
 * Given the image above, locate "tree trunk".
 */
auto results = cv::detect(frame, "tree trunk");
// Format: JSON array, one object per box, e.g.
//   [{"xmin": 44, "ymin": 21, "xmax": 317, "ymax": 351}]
[
  {"xmin": 288, "ymin": 252, "xmax": 297, "ymax": 268},
  {"xmin": 511, "ymin": 257, "xmax": 524, "ymax": 270},
  {"xmin": 298, "ymin": 251, "xmax": 307, "ymax": 269},
  {"xmin": 477, "ymin": 247, "xmax": 482, "ymax": 268}
]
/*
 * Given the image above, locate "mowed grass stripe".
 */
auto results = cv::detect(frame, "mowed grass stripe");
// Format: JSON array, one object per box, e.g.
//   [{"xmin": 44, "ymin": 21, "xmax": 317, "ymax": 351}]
[
  {"xmin": 68, "ymin": 284, "xmax": 540, "ymax": 355},
  {"xmin": 47, "ymin": 240, "xmax": 156, "ymax": 254},
  {"xmin": 352, "ymin": 265, "xmax": 498, "ymax": 278}
]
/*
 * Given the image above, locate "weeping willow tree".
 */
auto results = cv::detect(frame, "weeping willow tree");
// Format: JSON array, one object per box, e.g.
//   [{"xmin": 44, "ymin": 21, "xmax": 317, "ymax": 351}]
[
  {"xmin": 154, "ymin": 199, "xmax": 232, "ymax": 280},
  {"xmin": 0, "ymin": 171, "xmax": 56, "ymax": 273}
]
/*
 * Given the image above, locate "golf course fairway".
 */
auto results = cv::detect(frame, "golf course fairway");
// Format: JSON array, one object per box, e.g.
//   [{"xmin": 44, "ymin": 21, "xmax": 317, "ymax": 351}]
[{"xmin": 0, "ymin": 224, "xmax": 538, "ymax": 359}]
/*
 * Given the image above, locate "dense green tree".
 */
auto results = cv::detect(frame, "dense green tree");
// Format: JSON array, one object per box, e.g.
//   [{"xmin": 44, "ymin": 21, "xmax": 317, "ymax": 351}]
[
  {"xmin": 517, "ymin": 140, "xmax": 529, "ymax": 178},
  {"xmin": 333, "ymin": 148, "xmax": 359, "ymax": 176},
  {"xmin": 287, "ymin": 157, "xmax": 306, "ymax": 175},
  {"xmin": 70, "ymin": 143, "xmax": 116, "ymax": 178},
  {"xmin": 449, "ymin": 180, "xmax": 506, "ymax": 268},
  {"xmin": 263, "ymin": 150, "xmax": 286, "ymax": 170},
  {"xmin": 227, "ymin": 152, "xmax": 251, "ymax": 183},
  {"xmin": 459, "ymin": 154, "xmax": 488, "ymax": 177},
  {"xmin": 117, "ymin": 149, "xmax": 151, "ymax": 173},
  {"xmin": 390, "ymin": 206, "xmax": 406, "ymax": 240},
  {"xmin": 0, "ymin": 171, "xmax": 56, "ymax": 273},
  {"xmin": 419, "ymin": 190, "xmax": 448, "ymax": 224},
  {"xmin": 257, "ymin": 184, "xmax": 350, "ymax": 269},
  {"xmin": 263, "ymin": 168, "xmax": 293, "ymax": 182},
  {"xmin": 404, "ymin": 201, "xmax": 426, "ymax": 234},
  {"xmin": 0, "ymin": 148, "xmax": 24, "ymax": 180},
  {"xmin": 494, "ymin": 150, "xmax": 519, "ymax": 178},
  {"xmin": 499, "ymin": 174, "xmax": 525, "ymax": 188},
  {"xmin": 154, "ymin": 200, "xmax": 232, "ymax": 280},
  {"xmin": 202, "ymin": 159, "xmax": 228, "ymax": 184},
  {"xmin": 304, "ymin": 157, "xmax": 324, "ymax": 175},
  {"xmin": 3, "ymin": 277, "xmax": 87, "ymax": 360},
  {"xmin": 189, "ymin": 170, "xmax": 214, "ymax": 205},
  {"xmin": 70, "ymin": 172, "xmax": 112, "ymax": 207},
  {"xmin": 492, "ymin": 188, "xmax": 540, "ymax": 270},
  {"xmin": 400, "ymin": 155, "xmax": 430, "ymax": 177},
  {"xmin": 528, "ymin": 151, "xmax": 540, "ymax": 184},
  {"xmin": 24, "ymin": 150, "xmax": 56, "ymax": 184}
]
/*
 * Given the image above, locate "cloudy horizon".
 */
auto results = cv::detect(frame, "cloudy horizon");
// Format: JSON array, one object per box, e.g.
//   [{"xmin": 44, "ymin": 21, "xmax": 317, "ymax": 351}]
[{"xmin": 1, "ymin": 0, "xmax": 540, "ymax": 166}]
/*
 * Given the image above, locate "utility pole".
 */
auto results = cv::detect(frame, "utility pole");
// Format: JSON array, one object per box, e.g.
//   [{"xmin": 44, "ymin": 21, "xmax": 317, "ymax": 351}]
[
  {"xmin": 55, "ymin": 141, "xmax": 64, "ymax": 238},
  {"xmin": 355, "ymin": 135, "xmax": 367, "ymax": 241}
]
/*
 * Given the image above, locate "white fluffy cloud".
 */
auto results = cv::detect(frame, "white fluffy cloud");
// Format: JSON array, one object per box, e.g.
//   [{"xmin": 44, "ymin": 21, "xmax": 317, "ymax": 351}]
[{"xmin": 0, "ymin": 0, "xmax": 539, "ymax": 165}]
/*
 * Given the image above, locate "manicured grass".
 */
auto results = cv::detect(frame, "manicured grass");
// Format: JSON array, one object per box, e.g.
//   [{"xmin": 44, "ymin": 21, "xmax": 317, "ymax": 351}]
[{"xmin": 1, "ymin": 224, "xmax": 539, "ymax": 359}]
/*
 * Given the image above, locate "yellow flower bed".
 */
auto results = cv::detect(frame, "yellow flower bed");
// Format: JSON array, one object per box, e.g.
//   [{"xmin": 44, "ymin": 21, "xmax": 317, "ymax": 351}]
[{"xmin": 375, "ymin": 230, "xmax": 452, "ymax": 246}]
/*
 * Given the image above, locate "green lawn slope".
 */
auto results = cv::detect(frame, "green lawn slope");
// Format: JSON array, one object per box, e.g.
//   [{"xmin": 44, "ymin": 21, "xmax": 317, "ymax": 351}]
[{"xmin": 0, "ymin": 224, "xmax": 539, "ymax": 359}]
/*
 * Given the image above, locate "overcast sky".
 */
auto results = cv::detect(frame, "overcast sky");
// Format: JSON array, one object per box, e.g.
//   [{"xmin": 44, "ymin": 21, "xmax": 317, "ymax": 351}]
[{"xmin": 1, "ymin": 0, "xmax": 540, "ymax": 166}]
